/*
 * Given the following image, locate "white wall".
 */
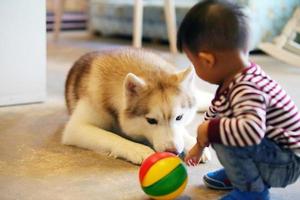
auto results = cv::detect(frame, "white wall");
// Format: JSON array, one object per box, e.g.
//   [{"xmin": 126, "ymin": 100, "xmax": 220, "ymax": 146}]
[{"xmin": 0, "ymin": 0, "xmax": 46, "ymax": 106}]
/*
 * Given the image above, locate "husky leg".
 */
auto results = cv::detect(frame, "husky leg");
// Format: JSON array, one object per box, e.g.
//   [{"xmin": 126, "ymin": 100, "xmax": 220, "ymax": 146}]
[
  {"xmin": 182, "ymin": 128, "xmax": 211, "ymax": 163},
  {"xmin": 62, "ymin": 100, "xmax": 155, "ymax": 164},
  {"xmin": 200, "ymin": 147, "xmax": 212, "ymax": 163}
]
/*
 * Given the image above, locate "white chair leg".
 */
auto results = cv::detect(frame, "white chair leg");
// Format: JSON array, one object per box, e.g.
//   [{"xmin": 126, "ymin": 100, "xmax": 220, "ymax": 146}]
[
  {"xmin": 133, "ymin": 0, "xmax": 143, "ymax": 48},
  {"xmin": 164, "ymin": 0, "xmax": 177, "ymax": 53},
  {"xmin": 85, "ymin": 0, "xmax": 93, "ymax": 35},
  {"xmin": 53, "ymin": 0, "xmax": 65, "ymax": 41}
]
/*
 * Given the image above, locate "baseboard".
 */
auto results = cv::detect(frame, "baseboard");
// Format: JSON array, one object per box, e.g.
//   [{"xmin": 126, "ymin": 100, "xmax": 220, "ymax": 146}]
[{"xmin": 0, "ymin": 92, "xmax": 47, "ymax": 107}]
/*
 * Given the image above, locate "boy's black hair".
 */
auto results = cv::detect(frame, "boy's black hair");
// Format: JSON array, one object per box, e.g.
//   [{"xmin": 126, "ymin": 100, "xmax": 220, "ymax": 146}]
[{"xmin": 177, "ymin": 0, "xmax": 249, "ymax": 53}]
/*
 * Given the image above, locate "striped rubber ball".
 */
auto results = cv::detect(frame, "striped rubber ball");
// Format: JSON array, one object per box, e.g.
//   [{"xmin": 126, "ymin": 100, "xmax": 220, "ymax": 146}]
[{"xmin": 139, "ymin": 152, "xmax": 188, "ymax": 200}]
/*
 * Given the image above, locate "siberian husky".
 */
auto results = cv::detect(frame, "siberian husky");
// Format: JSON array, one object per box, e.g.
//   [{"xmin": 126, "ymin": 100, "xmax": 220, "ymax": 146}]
[{"xmin": 62, "ymin": 48, "xmax": 211, "ymax": 164}]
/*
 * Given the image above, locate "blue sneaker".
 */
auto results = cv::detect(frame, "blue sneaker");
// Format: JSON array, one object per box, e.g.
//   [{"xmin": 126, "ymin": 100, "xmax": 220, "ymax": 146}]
[
  {"xmin": 220, "ymin": 187, "xmax": 270, "ymax": 200},
  {"xmin": 203, "ymin": 169, "xmax": 233, "ymax": 190}
]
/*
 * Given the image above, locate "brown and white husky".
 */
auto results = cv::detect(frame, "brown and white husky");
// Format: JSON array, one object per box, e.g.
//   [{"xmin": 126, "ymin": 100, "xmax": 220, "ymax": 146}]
[{"xmin": 62, "ymin": 48, "xmax": 211, "ymax": 164}]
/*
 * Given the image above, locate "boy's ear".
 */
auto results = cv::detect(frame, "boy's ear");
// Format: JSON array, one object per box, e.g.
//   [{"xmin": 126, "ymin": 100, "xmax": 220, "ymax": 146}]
[
  {"xmin": 198, "ymin": 52, "xmax": 215, "ymax": 68},
  {"xmin": 124, "ymin": 73, "xmax": 146, "ymax": 97}
]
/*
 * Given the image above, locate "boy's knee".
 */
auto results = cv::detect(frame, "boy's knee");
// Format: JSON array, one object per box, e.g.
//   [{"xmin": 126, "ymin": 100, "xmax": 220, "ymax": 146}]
[
  {"xmin": 259, "ymin": 155, "xmax": 300, "ymax": 188},
  {"xmin": 212, "ymin": 142, "xmax": 300, "ymax": 189},
  {"xmin": 212, "ymin": 143, "xmax": 254, "ymax": 159}
]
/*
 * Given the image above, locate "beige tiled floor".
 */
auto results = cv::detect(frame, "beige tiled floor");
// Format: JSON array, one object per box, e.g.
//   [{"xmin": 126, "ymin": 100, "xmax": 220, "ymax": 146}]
[{"xmin": 0, "ymin": 32, "xmax": 300, "ymax": 200}]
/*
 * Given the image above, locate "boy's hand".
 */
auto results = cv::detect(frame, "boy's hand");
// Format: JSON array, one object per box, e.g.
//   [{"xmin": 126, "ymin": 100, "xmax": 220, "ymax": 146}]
[
  {"xmin": 184, "ymin": 143, "xmax": 204, "ymax": 166},
  {"xmin": 184, "ymin": 121, "xmax": 210, "ymax": 166}
]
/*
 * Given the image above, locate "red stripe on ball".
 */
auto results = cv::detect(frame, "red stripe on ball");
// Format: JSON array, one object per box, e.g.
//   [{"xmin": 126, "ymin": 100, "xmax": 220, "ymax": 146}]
[{"xmin": 139, "ymin": 152, "xmax": 176, "ymax": 183}]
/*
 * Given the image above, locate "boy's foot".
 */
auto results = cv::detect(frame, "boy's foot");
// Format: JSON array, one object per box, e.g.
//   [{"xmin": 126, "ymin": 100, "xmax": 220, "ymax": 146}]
[
  {"xmin": 220, "ymin": 187, "xmax": 270, "ymax": 200},
  {"xmin": 203, "ymin": 169, "xmax": 233, "ymax": 190}
]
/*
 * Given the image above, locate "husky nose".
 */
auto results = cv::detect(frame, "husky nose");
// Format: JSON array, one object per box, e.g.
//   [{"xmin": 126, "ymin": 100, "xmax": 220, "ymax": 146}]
[{"xmin": 165, "ymin": 148, "xmax": 179, "ymax": 155}]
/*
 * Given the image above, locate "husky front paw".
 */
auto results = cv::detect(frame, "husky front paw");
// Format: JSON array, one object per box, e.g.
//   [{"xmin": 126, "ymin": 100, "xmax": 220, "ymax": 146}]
[
  {"xmin": 122, "ymin": 144, "xmax": 155, "ymax": 165},
  {"xmin": 199, "ymin": 147, "xmax": 212, "ymax": 163}
]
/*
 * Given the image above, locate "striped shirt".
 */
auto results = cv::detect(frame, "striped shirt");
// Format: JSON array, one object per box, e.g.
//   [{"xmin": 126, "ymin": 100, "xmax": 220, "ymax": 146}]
[{"xmin": 206, "ymin": 63, "xmax": 300, "ymax": 156}]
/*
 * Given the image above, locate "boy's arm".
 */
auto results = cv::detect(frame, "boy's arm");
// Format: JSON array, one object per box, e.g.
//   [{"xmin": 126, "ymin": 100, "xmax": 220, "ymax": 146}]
[
  {"xmin": 204, "ymin": 105, "xmax": 217, "ymax": 121},
  {"xmin": 207, "ymin": 84, "xmax": 268, "ymax": 147}
]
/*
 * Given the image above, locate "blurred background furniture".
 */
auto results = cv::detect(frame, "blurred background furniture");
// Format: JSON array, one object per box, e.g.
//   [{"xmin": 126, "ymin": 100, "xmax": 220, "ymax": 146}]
[
  {"xmin": 49, "ymin": 0, "xmax": 177, "ymax": 53},
  {"xmin": 89, "ymin": 0, "xmax": 300, "ymax": 49},
  {"xmin": 53, "ymin": 0, "xmax": 65, "ymax": 41},
  {"xmin": 47, "ymin": 0, "xmax": 88, "ymax": 40},
  {"xmin": 49, "ymin": 0, "xmax": 300, "ymax": 50},
  {"xmin": 260, "ymin": 7, "xmax": 300, "ymax": 67},
  {"xmin": 133, "ymin": 0, "xmax": 177, "ymax": 53}
]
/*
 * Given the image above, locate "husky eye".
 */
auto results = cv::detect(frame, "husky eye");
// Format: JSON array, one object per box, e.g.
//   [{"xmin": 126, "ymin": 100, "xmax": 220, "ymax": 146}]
[
  {"xmin": 176, "ymin": 115, "xmax": 183, "ymax": 121},
  {"xmin": 146, "ymin": 117, "xmax": 158, "ymax": 125}
]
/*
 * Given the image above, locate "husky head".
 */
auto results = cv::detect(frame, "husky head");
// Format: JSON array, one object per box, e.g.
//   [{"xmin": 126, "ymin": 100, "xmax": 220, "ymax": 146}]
[{"xmin": 119, "ymin": 67, "xmax": 197, "ymax": 154}]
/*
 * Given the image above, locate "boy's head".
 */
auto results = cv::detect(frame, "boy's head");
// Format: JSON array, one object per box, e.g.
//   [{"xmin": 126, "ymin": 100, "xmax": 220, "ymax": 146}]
[
  {"xmin": 177, "ymin": 0, "xmax": 251, "ymax": 85},
  {"xmin": 177, "ymin": 0, "xmax": 250, "ymax": 53}
]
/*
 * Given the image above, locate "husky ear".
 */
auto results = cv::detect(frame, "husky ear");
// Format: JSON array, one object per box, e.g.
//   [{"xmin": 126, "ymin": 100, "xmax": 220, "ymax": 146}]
[
  {"xmin": 175, "ymin": 66, "xmax": 194, "ymax": 88},
  {"xmin": 124, "ymin": 73, "xmax": 146, "ymax": 97}
]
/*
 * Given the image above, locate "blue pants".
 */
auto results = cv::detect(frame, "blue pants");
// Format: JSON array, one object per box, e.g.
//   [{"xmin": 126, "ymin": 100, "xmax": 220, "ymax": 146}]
[{"xmin": 212, "ymin": 139, "xmax": 300, "ymax": 192}]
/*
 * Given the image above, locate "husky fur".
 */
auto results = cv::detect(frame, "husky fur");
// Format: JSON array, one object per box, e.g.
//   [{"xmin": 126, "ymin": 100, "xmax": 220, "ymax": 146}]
[{"xmin": 62, "ymin": 48, "xmax": 211, "ymax": 164}]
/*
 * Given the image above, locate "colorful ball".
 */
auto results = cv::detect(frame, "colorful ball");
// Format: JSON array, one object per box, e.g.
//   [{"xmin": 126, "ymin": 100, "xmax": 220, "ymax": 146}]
[{"xmin": 139, "ymin": 152, "xmax": 188, "ymax": 200}]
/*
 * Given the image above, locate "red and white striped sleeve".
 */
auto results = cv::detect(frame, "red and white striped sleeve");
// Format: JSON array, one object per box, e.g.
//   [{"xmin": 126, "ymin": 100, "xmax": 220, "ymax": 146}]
[
  {"xmin": 204, "ymin": 105, "xmax": 217, "ymax": 121},
  {"xmin": 207, "ymin": 83, "xmax": 268, "ymax": 147}
]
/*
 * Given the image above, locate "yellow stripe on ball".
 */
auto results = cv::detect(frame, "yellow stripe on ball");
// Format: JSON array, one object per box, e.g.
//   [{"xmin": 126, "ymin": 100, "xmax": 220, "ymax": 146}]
[{"xmin": 142, "ymin": 157, "xmax": 181, "ymax": 187}]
